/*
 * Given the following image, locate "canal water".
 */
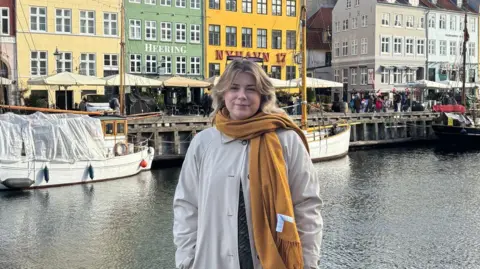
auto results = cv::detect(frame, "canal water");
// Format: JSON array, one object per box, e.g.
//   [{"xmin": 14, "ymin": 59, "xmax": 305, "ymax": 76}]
[{"xmin": 2, "ymin": 146, "xmax": 480, "ymax": 269}]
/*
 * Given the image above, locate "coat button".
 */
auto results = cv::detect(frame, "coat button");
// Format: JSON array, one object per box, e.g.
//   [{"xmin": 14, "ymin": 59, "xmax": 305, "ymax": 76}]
[{"xmin": 242, "ymin": 140, "xmax": 247, "ymax": 145}]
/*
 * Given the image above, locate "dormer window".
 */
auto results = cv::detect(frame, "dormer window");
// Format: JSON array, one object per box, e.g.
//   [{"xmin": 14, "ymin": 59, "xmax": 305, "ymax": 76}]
[
  {"xmin": 409, "ymin": 0, "xmax": 419, "ymax": 6},
  {"xmin": 387, "ymin": 0, "xmax": 395, "ymax": 3},
  {"xmin": 456, "ymin": 0, "xmax": 462, "ymax": 8},
  {"xmin": 430, "ymin": 0, "xmax": 437, "ymax": 4}
]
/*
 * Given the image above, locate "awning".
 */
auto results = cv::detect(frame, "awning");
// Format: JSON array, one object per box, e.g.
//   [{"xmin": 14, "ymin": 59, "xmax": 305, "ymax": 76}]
[
  {"xmin": 163, "ymin": 76, "xmax": 211, "ymax": 88},
  {"xmin": 28, "ymin": 72, "xmax": 106, "ymax": 86},
  {"xmin": 102, "ymin": 73, "xmax": 163, "ymax": 87}
]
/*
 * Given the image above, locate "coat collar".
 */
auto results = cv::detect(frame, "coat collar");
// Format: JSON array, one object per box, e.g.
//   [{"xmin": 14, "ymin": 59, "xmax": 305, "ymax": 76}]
[{"xmin": 220, "ymin": 132, "xmax": 236, "ymax": 144}]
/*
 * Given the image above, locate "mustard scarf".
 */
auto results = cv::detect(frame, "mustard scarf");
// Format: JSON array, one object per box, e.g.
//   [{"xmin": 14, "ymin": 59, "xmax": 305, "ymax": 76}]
[{"xmin": 214, "ymin": 108, "xmax": 309, "ymax": 269}]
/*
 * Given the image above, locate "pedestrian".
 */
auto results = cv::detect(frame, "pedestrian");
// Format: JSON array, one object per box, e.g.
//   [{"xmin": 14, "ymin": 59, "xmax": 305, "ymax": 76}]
[
  {"xmin": 202, "ymin": 91, "xmax": 212, "ymax": 117},
  {"xmin": 173, "ymin": 59, "xmax": 323, "ymax": 269}
]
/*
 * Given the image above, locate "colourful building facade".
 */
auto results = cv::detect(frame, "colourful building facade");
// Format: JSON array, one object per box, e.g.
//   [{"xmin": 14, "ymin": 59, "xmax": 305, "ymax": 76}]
[
  {"xmin": 0, "ymin": 0, "xmax": 17, "ymax": 105},
  {"xmin": 205, "ymin": 0, "xmax": 301, "ymax": 80},
  {"xmin": 125, "ymin": 0, "xmax": 204, "ymax": 79},
  {"xmin": 16, "ymin": 0, "xmax": 120, "ymax": 109}
]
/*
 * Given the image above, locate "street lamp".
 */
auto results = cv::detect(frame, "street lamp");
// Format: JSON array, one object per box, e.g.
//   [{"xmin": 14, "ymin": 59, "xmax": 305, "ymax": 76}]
[{"xmin": 53, "ymin": 47, "xmax": 68, "ymax": 109}]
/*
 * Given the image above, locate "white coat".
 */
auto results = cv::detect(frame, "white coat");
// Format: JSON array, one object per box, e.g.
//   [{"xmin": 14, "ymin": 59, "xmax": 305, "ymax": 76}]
[{"xmin": 173, "ymin": 127, "xmax": 323, "ymax": 269}]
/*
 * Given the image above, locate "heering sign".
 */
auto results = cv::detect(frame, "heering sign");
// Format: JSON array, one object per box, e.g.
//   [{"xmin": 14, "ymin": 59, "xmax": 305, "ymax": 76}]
[{"xmin": 145, "ymin": 44, "xmax": 187, "ymax": 54}]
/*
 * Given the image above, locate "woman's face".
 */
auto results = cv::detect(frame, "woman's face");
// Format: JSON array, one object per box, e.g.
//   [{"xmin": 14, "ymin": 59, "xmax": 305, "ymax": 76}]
[{"xmin": 224, "ymin": 72, "xmax": 261, "ymax": 120}]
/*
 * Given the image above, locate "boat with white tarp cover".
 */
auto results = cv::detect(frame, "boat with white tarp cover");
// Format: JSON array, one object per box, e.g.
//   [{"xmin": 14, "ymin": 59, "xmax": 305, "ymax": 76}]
[{"xmin": 0, "ymin": 112, "xmax": 154, "ymax": 190}]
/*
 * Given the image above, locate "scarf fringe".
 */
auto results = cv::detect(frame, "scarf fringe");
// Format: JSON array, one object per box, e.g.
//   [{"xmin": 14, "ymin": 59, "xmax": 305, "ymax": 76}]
[{"xmin": 276, "ymin": 238, "xmax": 304, "ymax": 269}]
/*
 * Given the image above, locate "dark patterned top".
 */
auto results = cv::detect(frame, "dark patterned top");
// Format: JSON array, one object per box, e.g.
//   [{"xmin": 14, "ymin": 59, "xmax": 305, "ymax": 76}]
[{"xmin": 238, "ymin": 183, "xmax": 254, "ymax": 269}]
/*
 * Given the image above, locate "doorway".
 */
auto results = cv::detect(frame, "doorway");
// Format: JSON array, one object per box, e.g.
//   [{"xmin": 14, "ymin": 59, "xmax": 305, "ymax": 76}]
[{"xmin": 56, "ymin": 90, "xmax": 73, "ymax": 110}]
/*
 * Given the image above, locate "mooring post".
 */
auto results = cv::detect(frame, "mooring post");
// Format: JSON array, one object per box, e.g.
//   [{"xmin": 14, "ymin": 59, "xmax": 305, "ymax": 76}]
[
  {"xmin": 422, "ymin": 120, "xmax": 427, "ymax": 137},
  {"xmin": 363, "ymin": 123, "xmax": 368, "ymax": 141},
  {"xmin": 352, "ymin": 124, "xmax": 357, "ymax": 141},
  {"xmin": 374, "ymin": 122, "xmax": 379, "ymax": 141},
  {"xmin": 174, "ymin": 131, "xmax": 181, "ymax": 155}
]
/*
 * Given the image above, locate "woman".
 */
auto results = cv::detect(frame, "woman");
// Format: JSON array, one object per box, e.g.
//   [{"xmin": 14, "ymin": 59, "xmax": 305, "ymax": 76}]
[{"xmin": 173, "ymin": 60, "xmax": 323, "ymax": 269}]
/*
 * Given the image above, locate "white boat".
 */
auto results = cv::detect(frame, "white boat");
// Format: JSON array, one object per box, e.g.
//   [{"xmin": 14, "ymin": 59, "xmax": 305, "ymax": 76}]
[
  {"xmin": 306, "ymin": 125, "xmax": 351, "ymax": 162},
  {"xmin": 0, "ymin": 112, "xmax": 154, "ymax": 190}
]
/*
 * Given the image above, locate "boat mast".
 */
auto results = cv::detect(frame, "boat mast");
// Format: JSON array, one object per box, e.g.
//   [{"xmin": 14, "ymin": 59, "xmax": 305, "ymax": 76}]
[
  {"xmin": 461, "ymin": 4, "xmax": 468, "ymax": 107},
  {"xmin": 300, "ymin": 0, "xmax": 308, "ymax": 130},
  {"xmin": 119, "ymin": 2, "xmax": 126, "ymax": 115}
]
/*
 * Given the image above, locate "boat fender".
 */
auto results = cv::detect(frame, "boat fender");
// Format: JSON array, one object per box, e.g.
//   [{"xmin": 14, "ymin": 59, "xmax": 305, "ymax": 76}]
[
  {"xmin": 114, "ymin": 142, "xmax": 128, "ymax": 156},
  {"xmin": 1, "ymin": 178, "xmax": 34, "ymax": 189},
  {"xmin": 43, "ymin": 166, "xmax": 49, "ymax": 183},
  {"xmin": 140, "ymin": 159, "xmax": 148, "ymax": 168},
  {"xmin": 88, "ymin": 165, "xmax": 94, "ymax": 180}
]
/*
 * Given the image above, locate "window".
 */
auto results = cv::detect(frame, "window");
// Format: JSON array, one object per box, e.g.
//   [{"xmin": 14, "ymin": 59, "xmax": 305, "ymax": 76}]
[
  {"xmin": 272, "ymin": 30, "xmax": 282, "ymax": 49},
  {"xmin": 226, "ymin": 0, "xmax": 237, "ymax": 11},
  {"xmin": 176, "ymin": 0, "xmax": 186, "ymax": 7},
  {"xmin": 257, "ymin": 0, "xmax": 267, "ymax": 14},
  {"xmin": 0, "ymin": 9, "xmax": 8, "ymax": 35},
  {"xmin": 469, "ymin": 69, "xmax": 476, "ymax": 82},
  {"xmin": 342, "ymin": 40, "xmax": 348, "ymax": 56},
  {"xmin": 80, "ymin": 11, "xmax": 95, "ymax": 35},
  {"xmin": 160, "ymin": 0, "xmax": 172, "ymax": 5},
  {"xmin": 405, "ymin": 38, "xmax": 414, "ymax": 54},
  {"xmin": 209, "ymin": 0, "xmax": 220, "ymax": 9},
  {"xmin": 343, "ymin": 69, "xmax": 349, "ymax": 84},
  {"xmin": 80, "ymin": 53, "xmax": 96, "ymax": 76},
  {"xmin": 130, "ymin": 54, "xmax": 141, "ymax": 73},
  {"xmin": 394, "ymin": 68, "xmax": 401, "ymax": 83},
  {"xmin": 30, "ymin": 7, "xmax": 47, "ymax": 32},
  {"xmin": 145, "ymin": 0, "xmax": 156, "ymax": 4},
  {"xmin": 243, "ymin": 0, "xmax": 252, "ymax": 13},
  {"xmin": 225, "ymin": 26, "xmax": 237, "ymax": 47},
  {"xmin": 406, "ymin": 16, "xmax": 414, "ymax": 28},
  {"xmin": 190, "ymin": 24, "xmax": 200, "ymax": 43},
  {"xmin": 470, "ymin": 18, "xmax": 476, "ymax": 32},
  {"xmin": 356, "ymin": 0, "xmax": 360, "ymax": 5},
  {"xmin": 351, "ymin": 68, "xmax": 357, "ymax": 85},
  {"xmin": 191, "ymin": 0, "xmax": 200, "ymax": 8},
  {"xmin": 145, "ymin": 55, "xmax": 157, "ymax": 73},
  {"xmin": 209, "ymin": 63, "xmax": 220, "ymax": 77},
  {"xmin": 393, "ymin": 37, "xmax": 402, "ymax": 54},
  {"xmin": 175, "ymin": 23, "xmax": 186, "ymax": 42},
  {"xmin": 381, "ymin": 67, "xmax": 389, "ymax": 84},
  {"xmin": 381, "ymin": 36, "xmax": 390, "ymax": 53},
  {"xmin": 351, "ymin": 39, "xmax": 358, "ymax": 55},
  {"xmin": 334, "ymin": 42, "xmax": 340, "ymax": 57},
  {"xmin": 417, "ymin": 39, "xmax": 425, "ymax": 55},
  {"xmin": 160, "ymin": 56, "xmax": 172, "ymax": 74},
  {"xmin": 419, "ymin": 17, "xmax": 425, "ymax": 29},
  {"xmin": 242, "ymin": 27, "xmax": 252, "ymax": 48},
  {"xmin": 343, "ymin": 19, "xmax": 348, "ymax": 31},
  {"xmin": 286, "ymin": 30, "xmax": 296, "ymax": 49},
  {"xmin": 352, "ymin": 17, "xmax": 357, "ymax": 29},
  {"xmin": 439, "ymin": 15, "xmax": 446, "ymax": 29},
  {"xmin": 450, "ymin": 15, "xmax": 456, "ymax": 30},
  {"xmin": 104, "ymin": 13, "xmax": 118, "ymax": 36},
  {"xmin": 176, "ymin": 56, "xmax": 186, "ymax": 74},
  {"xmin": 145, "ymin": 21, "xmax": 157, "ymax": 40},
  {"xmin": 394, "ymin": 14, "xmax": 402, "ymax": 27},
  {"xmin": 56, "ymin": 52, "xmax": 72, "ymax": 72},
  {"xmin": 130, "ymin": 0, "xmax": 140, "ymax": 2},
  {"xmin": 360, "ymin": 67, "xmax": 367, "ymax": 85},
  {"xmin": 257, "ymin": 29, "xmax": 267, "ymax": 48},
  {"xmin": 286, "ymin": 66, "xmax": 296, "ymax": 80},
  {"xmin": 428, "ymin": 40, "xmax": 436, "ymax": 55},
  {"xmin": 335, "ymin": 21, "xmax": 340, "ymax": 32},
  {"xmin": 450, "ymin": 41, "xmax": 456, "ymax": 56},
  {"xmin": 439, "ymin": 40, "xmax": 447, "ymax": 55},
  {"xmin": 209, "ymin": 25, "xmax": 220, "ymax": 45},
  {"xmin": 30, "ymin": 51, "xmax": 47, "ymax": 76},
  {"xmin": 271, "ymin": 66, "xmax": 281, "ymax": 79},
  {"xmin": 469, "ymin": 43, "xmax": 475, "ymax": 56},
  {"xmin": 381, "ymin": 13, "xmax": 390, "ymax": 26},
  {"xmin": 287, "ymin": 0, "xmax": 296, "ymax": 16},
  {"xmin": 161, "ymin": 22, "xmax": 172, "ymax": 41},
  {"xmin": 362, "ymin": 15, "xmax": 367, "ymax": 27},
  {"xmin": 272, "ymin": 0, "xmax": 281, "ymax": 15},
  {"xmin": 406, "ymin": 69, "xmax": 414, "ymax": 82},
  {"xmin": 460, "ymin": 41, "xmax": 464, "ymax": 55},
  {"xmin": 347, "ymin": 0, "xmax": 351, "ymax": 8},
  {"xmin": 104, "ymin": 54, "xmax": 118, "ymax": 70},
  {"xmin": 428, "ymin": 14, "xmax": 435, "ymax": 28},
  {"xmin": 190, "ymin": 57, "xmax": 200, "ymax": 75},
  {"xmin": 334, "ymin": 70, "xmax": 340, "ymax": 82},
  {"xmin": 129, "ymin": 19, "xmax": 141, "ymax": 39},
  {"xmin": 55, "ymin": 9, "xmax": 71, "ymax": 33},
  {"xmin": 361, "ymin": 38, "xmax": 367, "ymax": 54}
]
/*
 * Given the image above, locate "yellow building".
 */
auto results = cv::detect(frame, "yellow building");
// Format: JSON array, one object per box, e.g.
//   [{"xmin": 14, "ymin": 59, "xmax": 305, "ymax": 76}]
[
  {"xmin": 205, "ymin": 0, "xmax": 301, "ymax": 81},
  {"xmin": 16, "ymin": 0, "xmax": 120, "ymax": 109}
]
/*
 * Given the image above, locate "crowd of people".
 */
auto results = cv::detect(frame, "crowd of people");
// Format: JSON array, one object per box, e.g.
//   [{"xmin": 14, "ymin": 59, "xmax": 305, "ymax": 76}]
[{"xmin": 348, "ymin": 92, "xmax": 415, "ymax": 113}]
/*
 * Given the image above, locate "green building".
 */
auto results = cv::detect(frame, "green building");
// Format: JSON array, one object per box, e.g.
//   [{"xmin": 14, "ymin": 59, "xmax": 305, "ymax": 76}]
[{"xmin": 125, "ymin": 0, "xmax": 203, "ymax": 79}]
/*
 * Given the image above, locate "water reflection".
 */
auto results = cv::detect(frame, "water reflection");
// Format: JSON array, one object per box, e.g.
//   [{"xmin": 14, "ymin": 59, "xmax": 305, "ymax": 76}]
[{"xmin": 2, "ymin": 148, "xmax": 480, "ymax": 268}]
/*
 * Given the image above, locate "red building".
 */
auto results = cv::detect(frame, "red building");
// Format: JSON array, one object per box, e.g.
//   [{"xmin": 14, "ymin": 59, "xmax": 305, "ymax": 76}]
[{"xmin": 0, "ymin": 0, "xmax": 16, "ymax": 105}]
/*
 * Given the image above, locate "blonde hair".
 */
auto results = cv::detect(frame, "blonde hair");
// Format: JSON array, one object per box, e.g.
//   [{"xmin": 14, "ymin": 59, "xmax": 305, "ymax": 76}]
[{"xmin": 211, "ymin": 60, "xmax": 285, "ymax": 116}]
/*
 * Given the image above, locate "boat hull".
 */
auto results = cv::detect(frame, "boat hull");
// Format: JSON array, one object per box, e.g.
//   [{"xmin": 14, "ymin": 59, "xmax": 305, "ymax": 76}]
[
  {"xmin": 307, "ymin": 126, "xmax": 351, "ymax": 162},
  {"xmin": 0, "ymin": 147, "xmax": 155, "ymax": 190},
  {"xmin": 432, "ymin": 124, "xmax": 480, "ymax": 144}
]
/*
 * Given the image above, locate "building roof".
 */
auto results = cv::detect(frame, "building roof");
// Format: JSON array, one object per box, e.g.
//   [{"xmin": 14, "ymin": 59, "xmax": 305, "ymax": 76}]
[
  {"xmin": 379, "ymin": 0, "xmax": 478, "ymax": 13},
  {"xmin": 306, "ymin": 8, "xmax": 332, "ymax": 50}
]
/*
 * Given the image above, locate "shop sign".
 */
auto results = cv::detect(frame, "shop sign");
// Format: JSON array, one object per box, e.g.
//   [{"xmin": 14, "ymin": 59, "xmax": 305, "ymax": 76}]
[{"xmin": 145, "ymin": 44, "xmax": 187, "ymax": 54}]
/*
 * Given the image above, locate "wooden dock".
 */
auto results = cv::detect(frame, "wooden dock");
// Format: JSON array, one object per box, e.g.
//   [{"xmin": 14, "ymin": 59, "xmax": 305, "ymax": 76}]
[{"xmin": 127, "ymin": 112, "xmax": 440, "ymax": 161}]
